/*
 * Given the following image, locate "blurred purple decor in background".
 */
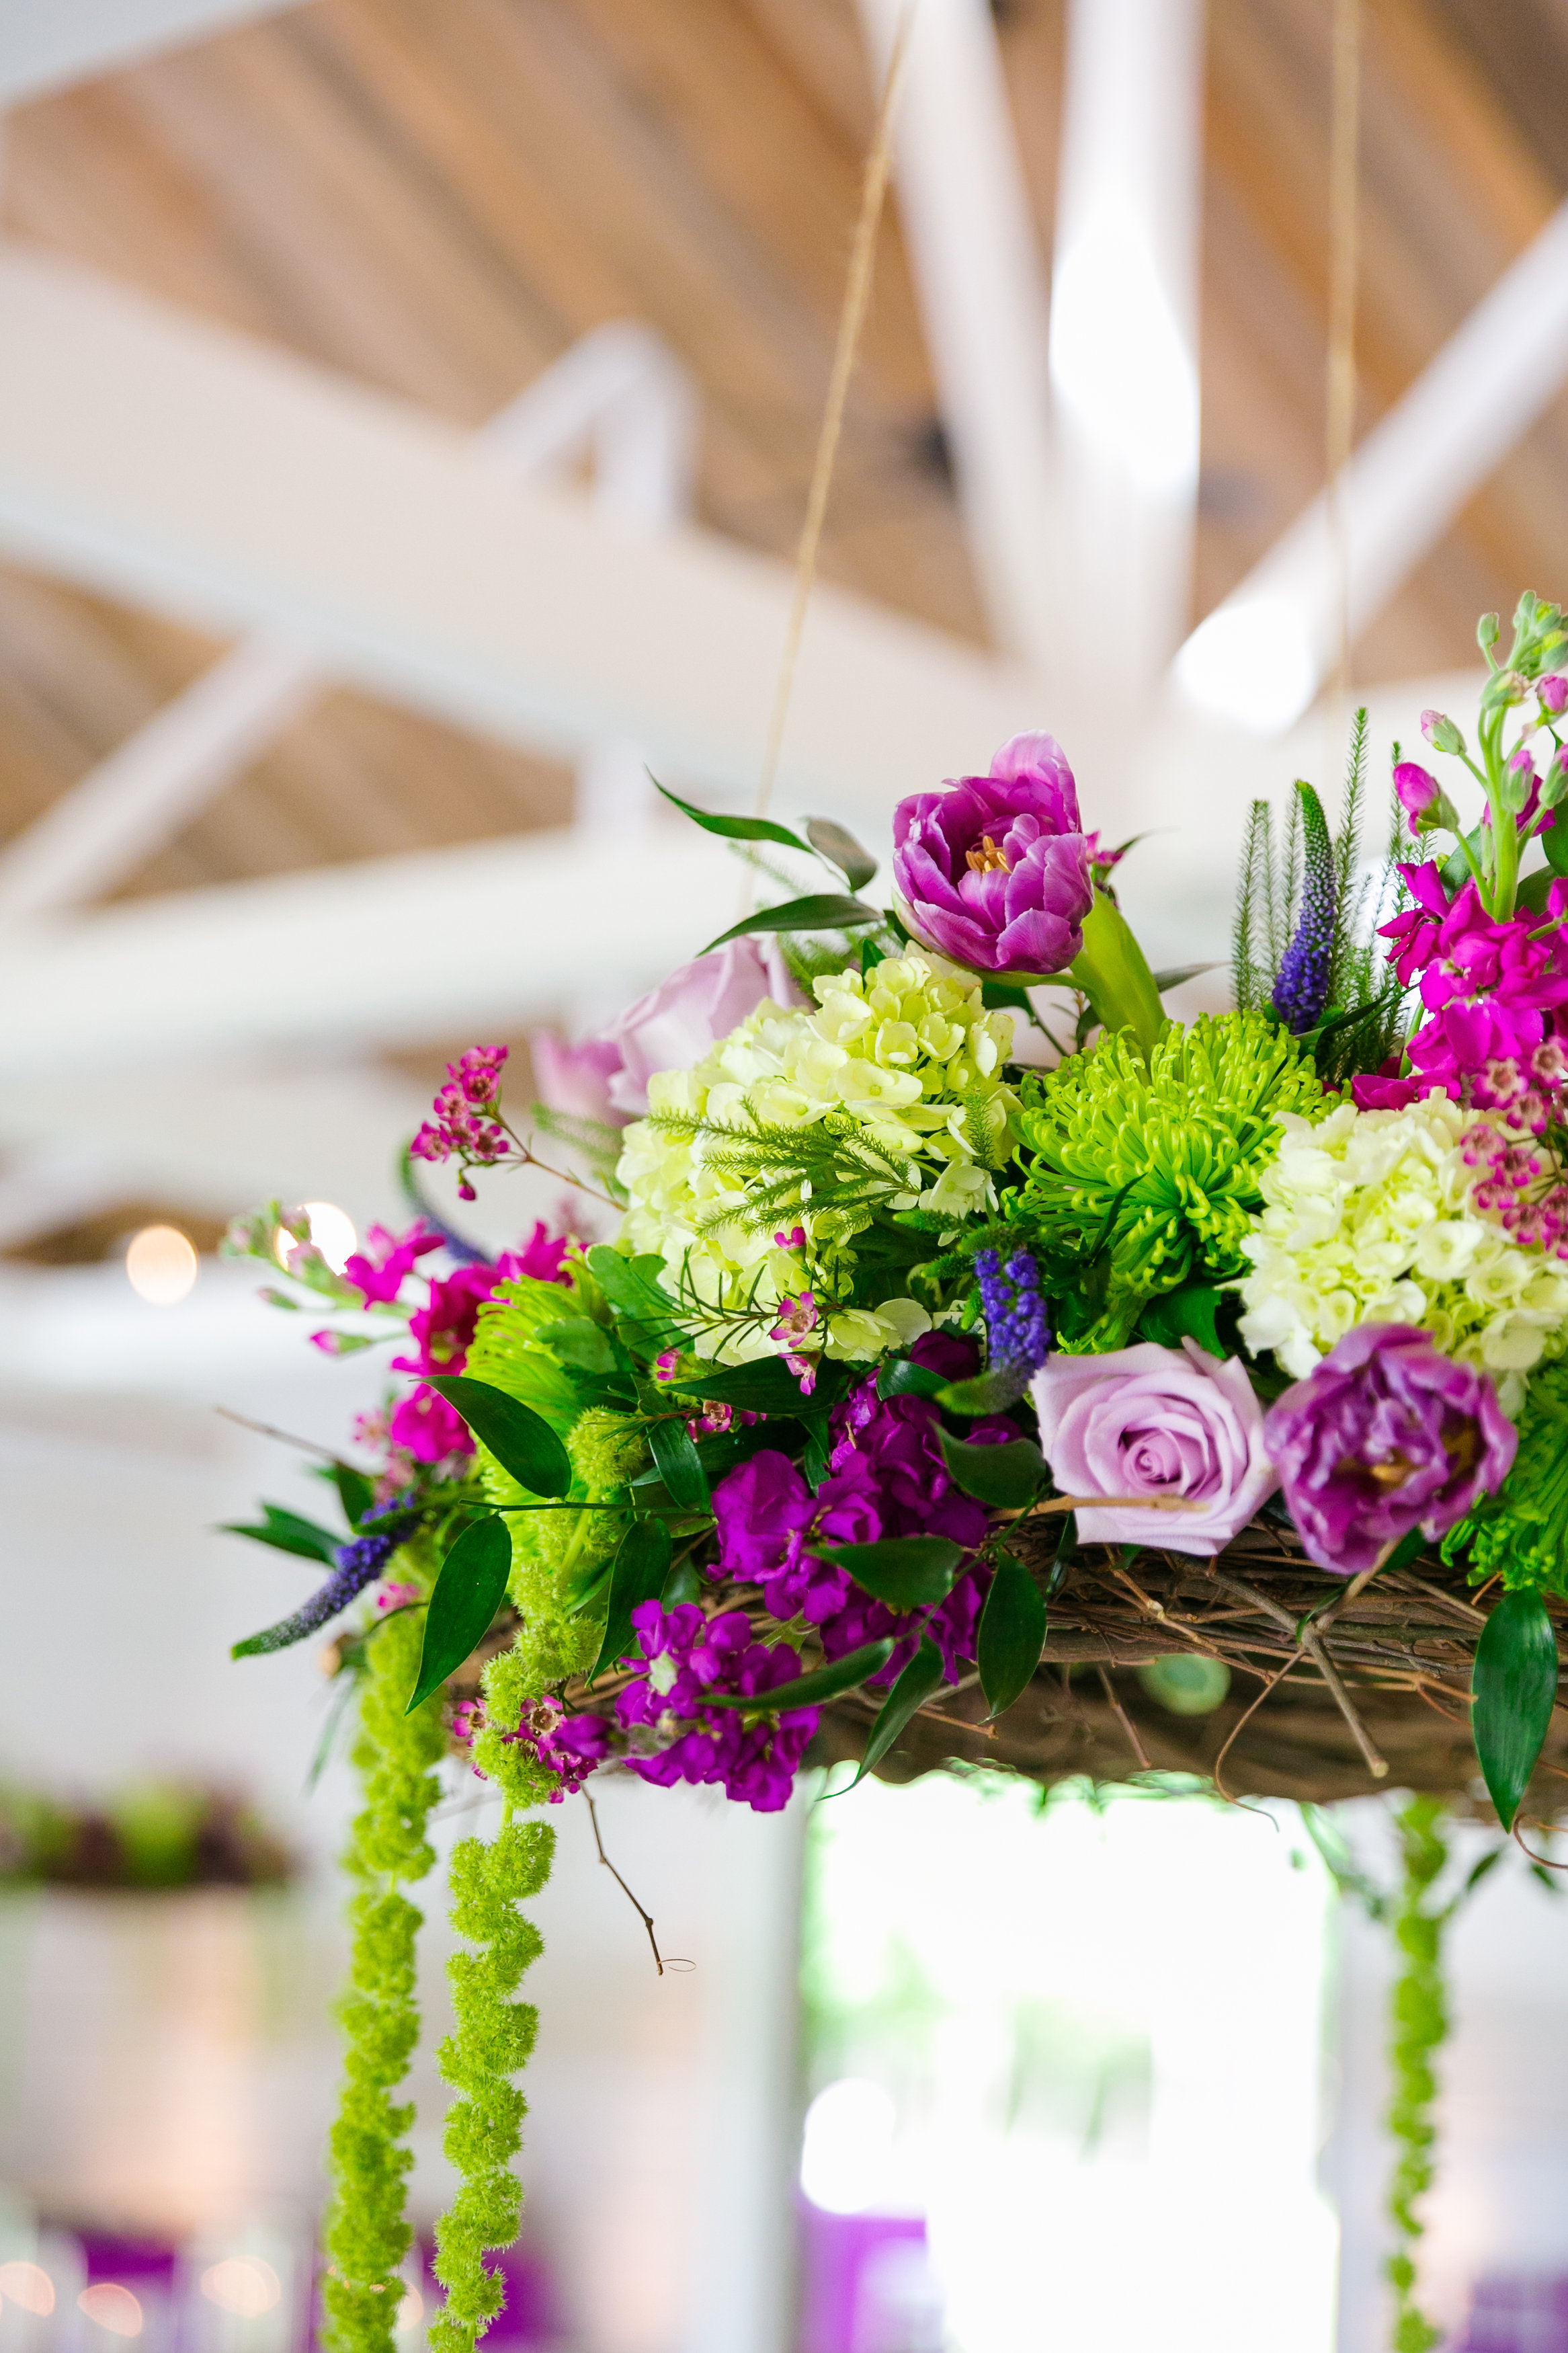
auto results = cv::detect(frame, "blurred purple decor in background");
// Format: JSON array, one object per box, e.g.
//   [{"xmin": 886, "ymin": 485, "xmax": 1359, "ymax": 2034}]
[
  {"xmin": 796, "ymin": 2204, "xmax": 942, "ymax": 2353},
  {"xmin": 1458, "ymin": 2273, "xmax": 1568, "ymax": 2352}
]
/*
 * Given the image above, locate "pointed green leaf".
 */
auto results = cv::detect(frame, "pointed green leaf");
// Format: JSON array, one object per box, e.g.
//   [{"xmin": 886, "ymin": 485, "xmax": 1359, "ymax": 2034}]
[
  {"xmin": 699, "ymin": 893, "xmax": 882, "ymax": 956},
  {"xmin": 977, "ymin": 1550, "xmax": 1046, "ymax": 1718},
  {"xmin": 544, "ymin": 1315, "xmax": 618, "ymax": 1373},
  {"xmin": 219, "ymin": 1505, "xmax": 341, "ymax": 1564},
  {"xmin": 585, "ymin": 1246, "xmax": 680, "ymax": 1335},
  {"xmin": 848, "ymin": 1638, "xmax": 946, "ymax": 1786},
  {"xmin": 1517, "ymin": 865, "xmax": 1557, "ymax": 915},
  {"xmin": 653, "ymin": 775, "xmax": 812, "ymax": 855},
  {"xmin": 661, "ymin": 1557, "xmax": 702, "ymax": 1607},
  {"xmin": 1473, "ymin": 1589, "xmax": 1560, "ymax": 1831},
  {"xmin": 938, "ymin": 1430, "xmax": 1044, "ymax": 1509},
  {"xmin": 426, "ymin": 1375, "xmax": 572, "ymax": 1497},
  {"xmin": 329, "ymin": 1463, "xmax": 376, "ymax": 1532},
  {"xmin": 589, "ymin": 1517, "xmax": 673, "ymax": 1683},
  {"xmin": 805, "ymin": 817, "xmax": 878, "ymax": 891},
  {"xmin": 647, "ymin": 1417, "xmax": 711, "ymax": 1511},
  {"xmin": 1151, "ymin": 961, "xmax": 1219, "ymax": 992},
  {"xmin": 817, "ymin": 1536, "xmax": 965, "ymax": 1609},
  {"xmin": 406, "ymin": 1516, "xmax": 513, "ymax": 1713},
  {"xmin": 705, "ymin": 1639, "xmax": 897, "ymax": 1712},
  {"xmin": 1546, "ymin": 818, "xmax": 1568, "ymax": 879},
  {"xmin": 877, "ymin": 1355, "xmax": 947, "ymax": 1402},
  {"xmin": 1137, "ymin": 1283, "xmax": 1225, "ymax": 1359},
  {"xmin": 666, "ymin": 1358, "xmax": 825, "ymax": 1413}
]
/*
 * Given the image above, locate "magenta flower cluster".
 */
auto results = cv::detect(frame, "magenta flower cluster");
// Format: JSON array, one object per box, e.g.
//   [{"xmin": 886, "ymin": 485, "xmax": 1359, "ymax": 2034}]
[
  {"xmin": 1263, "ymin": 1324, "xmax": 1516, "ymax": 1574},
  {"xmin": 552, "ymin": 1602, "xmax": 820, "ymax": 1814},
  {"xmin": 411, "ymin": 1045, "xmax": 512, "ymax": 1199},
  {"xmin": 1356, "ymin": 862, "xmax": 1568, "ymax": 1117}
]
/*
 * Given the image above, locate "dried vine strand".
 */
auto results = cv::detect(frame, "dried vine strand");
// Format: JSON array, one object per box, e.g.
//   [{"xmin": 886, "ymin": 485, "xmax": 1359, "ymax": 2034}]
[
  {"xmin": 751, "ymin": 3, "xmax": 916, "ymax": 826},
  {"xmin": 585, "ymin": 1789, "xmax": 692, "ymax": 1976}
]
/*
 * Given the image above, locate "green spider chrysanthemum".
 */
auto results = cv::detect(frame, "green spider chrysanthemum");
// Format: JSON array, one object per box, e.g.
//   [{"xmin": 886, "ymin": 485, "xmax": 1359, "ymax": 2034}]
[{"xmin": 1012, "ymin": 1011, "xmax": 1333, "ymax": 1351}]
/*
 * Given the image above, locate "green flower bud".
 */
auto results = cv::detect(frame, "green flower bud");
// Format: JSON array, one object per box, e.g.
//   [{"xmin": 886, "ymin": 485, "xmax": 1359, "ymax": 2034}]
[
  {"xmin": 567, "ymin": 1406, "xmax": 649, "ymax": 1496},
  {"xmin": 1477, "ymin": 610, "xmax": 1501, "ymax": 655}
]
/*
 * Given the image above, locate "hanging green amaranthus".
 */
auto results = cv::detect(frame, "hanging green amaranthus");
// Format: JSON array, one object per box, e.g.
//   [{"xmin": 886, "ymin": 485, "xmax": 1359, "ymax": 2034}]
[
  {"xmin": 323, "ymin": 1552, "xmax": 446, "ymax": 2353},
  {"xmin": 429, "ymin": 1817, "xmax": 554, "ymax": 2353}
]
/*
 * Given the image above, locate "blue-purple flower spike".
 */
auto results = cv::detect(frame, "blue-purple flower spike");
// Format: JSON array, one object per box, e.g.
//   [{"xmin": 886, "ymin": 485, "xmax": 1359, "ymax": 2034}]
[
  {"xmin": 975, "ymin": 1248, "xmax": 1051, "ymax": 1380},
  {"xmin": 231, "ymin": 1515, "xmax": 417, "ymax": 1659},
  {"xmin": 1270, "ymin": 781, "xmax": 1335, "ymax": 1034}
]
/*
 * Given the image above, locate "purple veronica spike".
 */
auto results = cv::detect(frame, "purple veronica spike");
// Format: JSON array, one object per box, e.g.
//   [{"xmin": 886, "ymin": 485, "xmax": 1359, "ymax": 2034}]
[
  {"xmin": 1271, "ymin": 787, "xmax": 1335, "ymax": 1034},
  {"xmin": 231, "ymin": 1516, "xmax": 417, "ymax": 1657},
  {"xmin": 975, "ymin": 1248, "xmax": 1051, "ymax": 1380}
]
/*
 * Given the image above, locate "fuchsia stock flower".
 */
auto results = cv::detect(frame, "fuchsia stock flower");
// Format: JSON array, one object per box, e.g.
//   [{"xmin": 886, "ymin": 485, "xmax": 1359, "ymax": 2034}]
[
  {"xmin": 1540, "ymin": 674, "xmax": 1568, "ymax": 716},
  {"xmin": 1393, "ymin": 760, "xmax": 1441, "ymax": 834},
  {"xmin": 532, "ymin": 938, "xmax": 802, "ymax": 1126},
  {"xmin": 1262, "ymin": 1324, "xmax": 1517, "ymax": 1575},
  {"xmin": 343, "ymin": 1222, "xmax": 441, "ymax": 1306},
  {"xmin": 893, "ymin": 731, "xmax": 1094, "ymax": 976},
  {"xmin": 1031, "ymin": 1339, "xmax": 1278, "ymax": 1557}
]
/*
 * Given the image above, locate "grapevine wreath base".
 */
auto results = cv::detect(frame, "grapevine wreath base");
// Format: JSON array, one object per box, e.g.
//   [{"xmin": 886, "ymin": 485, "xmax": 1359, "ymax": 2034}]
[{"xmin": 795, "ymin": 1523, "xmax": 1568, "ymax": 1813}]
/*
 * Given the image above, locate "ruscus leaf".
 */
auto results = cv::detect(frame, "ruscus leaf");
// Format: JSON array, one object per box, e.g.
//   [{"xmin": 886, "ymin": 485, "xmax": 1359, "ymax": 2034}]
[
  {"xmin": 589, "ymin": 1518, "xmax": 673, "ymax": 1684},
  {"xmin": 937, "ymin": 1365, "xmax": 1032, "ymax": 1417},
  {"xmin": 848, "ymin": 1638, "xmax": 946, "ymax": 1786},
  {"xmin": 405, "ymin": 1516, "xmax": 513, "ymax": 1714},
  {"xmin": 1137, "ymin": 1283, "xmax": 1225, "ymax": 1359},
  {"xmin": 937, "ymin": 1431, "xmax": 1045, "ymax": 1509},
  {"xmin": 426, "ymin": 1375, "xmax": 573, "ymax": 1497},
  {"xmin": 704, "ymin": 1640, "xmax": 897, "ymax": 1713},
  {"xmin": 1472, "ymin": 1589, "xmax": 1560, "ymax": 1831},
  {"xmin": 220, "ymin": 1505, "xmax": 341, "ymax": 1565},
  {"xmin": 647, "ymin": 1417, "xmax": 712, "ymax": 1512},
  {"xmin": 699, "ymin": 893, "xmax": 882, "ymax": 956},
  {"xmin": 877, "ymin": 1355, "xmax": 947, "ymax": 1402},
  {"xmin": 805, "ymin": 817, "xmax": 878, "ymax": 891},
  {"xmin": 653, "ymin": 775, "xmax": 813, "ymax": 856},
  {"xmin": 818, "ymin": 1535, "xmax": 965, "ymax": 1609},
  {"xmin": 977, "ymin": 1550, "xmax": 1046, "ymax": 1719}
]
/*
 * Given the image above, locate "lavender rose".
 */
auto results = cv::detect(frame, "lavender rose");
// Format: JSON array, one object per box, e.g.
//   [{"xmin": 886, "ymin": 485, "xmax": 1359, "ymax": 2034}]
[
  {"xmin": 532, "ymin": 936, "xmax": 800, "ymax": 1125},
  {"xmin": 1262, "ymin": 1324, "xmax": 1517, "ymax": 1574},
  {"xmin": 893, "ymin": 731, "xmax": 1095, "ymax": 977},
  {"xmin": 1031, "ymin": 1339, "xmax": 1278, "ymax": 1557}
]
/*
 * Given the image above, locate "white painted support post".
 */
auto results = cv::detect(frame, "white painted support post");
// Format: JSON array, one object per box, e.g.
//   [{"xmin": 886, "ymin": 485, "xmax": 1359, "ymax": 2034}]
[
  {"xmin": 1174, "ymin": 198, "xmax": 1568, "ymax": 735},
  {"xmin": 1048, "ymin": 0, "xmax": 1206, "ymax": 709},
  {"xmin": 0, "ymin": 317, "xmax": 698, "ymax": 919},
  {"xmin": 855, "ymin": 0, "xmax": 1059, "ymax": 678}
]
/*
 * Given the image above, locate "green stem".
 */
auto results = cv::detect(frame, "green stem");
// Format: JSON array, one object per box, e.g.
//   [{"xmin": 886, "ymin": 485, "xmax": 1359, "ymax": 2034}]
[
  {"xmin": 1067, "ymin": 890, "xmax": 1165, "ymax": 1060},
  {"xmin": 322, "ymin": 1540, "xmax": 446, "ymax": 2353}
]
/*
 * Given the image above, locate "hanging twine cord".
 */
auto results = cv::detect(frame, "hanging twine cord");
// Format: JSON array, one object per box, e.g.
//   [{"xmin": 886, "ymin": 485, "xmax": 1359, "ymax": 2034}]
[
  {"xmin": 752, "ymin": 4, "xmax": 917, "ymax": 824},
  {"xmin": 1325, "ymin": 0, "xmax": 1361, "ymax": 711}
]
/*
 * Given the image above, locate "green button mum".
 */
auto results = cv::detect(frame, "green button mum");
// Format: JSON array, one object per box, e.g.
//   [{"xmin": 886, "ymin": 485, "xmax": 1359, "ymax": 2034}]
[{"xmin": 1013, "ymin": 1011, "xmax": 1333, "ymax": 1352}]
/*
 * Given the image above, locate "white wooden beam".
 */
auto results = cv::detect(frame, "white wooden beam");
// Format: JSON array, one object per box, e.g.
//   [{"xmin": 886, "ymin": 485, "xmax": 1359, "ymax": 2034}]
[
  {"xmin": 0, "ymin": 247, "xmax": 1037, "ymax": 815},
  {"xmin": 855, "ymin": 0, "xmax": 1059, "ymax": 676},
  {"xmin": 0, "ymin": 321, "xmax": 698, "ymax": 920},
  {"xmin": 1049, "ymin": 0, "xmax": 1205, "ymax": 706},
  {"xmin": 0, "ymin": 0, "xmax": 300, "ymax": 106},
  {"xmin": 1175, "ymin": 198, "xmax": 1568, "ymax": 735}
]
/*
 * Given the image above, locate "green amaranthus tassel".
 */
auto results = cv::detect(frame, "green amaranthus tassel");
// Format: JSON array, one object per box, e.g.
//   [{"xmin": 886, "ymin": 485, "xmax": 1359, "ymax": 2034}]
[
  {"xmin": 323, "ymin": 1548, "xmax": 445, "ymax": 2353},
  {"xmin": 1385, "ymin": 1798, "xmax": 1449, "ymax": 2353},
  {"xmin": 430, "ymin": 1817, "xmax": 554, "ymax": 2353}
]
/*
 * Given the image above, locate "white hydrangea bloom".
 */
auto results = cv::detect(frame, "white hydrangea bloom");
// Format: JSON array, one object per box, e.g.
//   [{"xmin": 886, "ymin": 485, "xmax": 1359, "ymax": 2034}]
[
  {"xmin": 1237, "ymin": 1092, "xmax": 1568, "ymax": 1412},
  {"xmin": 617, "ymin": 953, "xmax": 1019, "ymax": 1363}
]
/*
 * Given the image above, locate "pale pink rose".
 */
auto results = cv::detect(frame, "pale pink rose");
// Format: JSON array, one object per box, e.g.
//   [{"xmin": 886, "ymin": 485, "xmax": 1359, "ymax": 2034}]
[
  {"xmin": 532, "ymin": 939, "xmax": 802, "ymax": 1126},
  {"xmin": 1030, "ymin": 1339, "xmax": 1277, "ymax": 1558}
]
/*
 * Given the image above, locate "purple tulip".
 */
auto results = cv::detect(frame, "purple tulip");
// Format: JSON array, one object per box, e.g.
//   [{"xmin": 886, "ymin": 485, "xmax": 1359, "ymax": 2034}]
[
  {"xmin": 1262, "ymin": 1324, "xmax": 1517, "ymax": 1575},
  {"xmin": 892, "ymin": 731, "xmax": 1094, "ymax": 976}
]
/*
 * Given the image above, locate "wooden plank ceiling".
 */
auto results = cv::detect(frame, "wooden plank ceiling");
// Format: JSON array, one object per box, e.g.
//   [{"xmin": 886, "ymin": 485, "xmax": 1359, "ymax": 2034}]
[{"xmin": 1, "ymin": 0, "xmax": 1567, "ymax": 904}]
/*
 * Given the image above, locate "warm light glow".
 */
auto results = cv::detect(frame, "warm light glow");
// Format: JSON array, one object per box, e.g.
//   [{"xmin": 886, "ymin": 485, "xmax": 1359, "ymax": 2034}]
[
  {"xmin": 124, "ymin": 1224, "xmax": 198, "ymax": 1306},
  {"xmin": 200, "ymin": 2260, "xmax": 281, "ymax": 2319},
  {"xmin": 274, "ymin": 1201, "xmax": 357, "ymax": 1275},
  {"xmin": 800, "ymin": 2076, "xmax": 897, "ymax": 2215},
  {"xmin": 78, "ymin": 2286, "xmax": 143, "ymax": 2338},
  {"xmin": 395, "ymin": 2287, "xmax": 423, "ymax": 2334},
  {"xmin": 0, "ymin": 2264, "xmax": 54, "ymax": 2315},
  {"xmin": 1173, "ymin": 594, "xmax": 1318, "ymax": 735}
]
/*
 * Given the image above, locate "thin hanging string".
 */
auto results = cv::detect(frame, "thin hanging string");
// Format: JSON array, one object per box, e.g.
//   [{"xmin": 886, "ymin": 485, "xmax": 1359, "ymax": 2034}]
[
  {"xmin": 1325, "ymin": 0, "xmax": 1361, "ymax": 713},
  {"xmin": 751, "ymin": 4, "xmax": 917, "ymax": 825}
]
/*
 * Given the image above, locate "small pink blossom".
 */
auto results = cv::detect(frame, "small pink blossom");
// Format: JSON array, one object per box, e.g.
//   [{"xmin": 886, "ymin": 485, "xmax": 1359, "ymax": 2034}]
[
  {"xmin": 774, "ymin": 1226, "xmax": 808, "ymax": 1251},
  {"xmin": 1540, "ymin": 674, "xmax": 1568, "ymax": 716},
  {"xmin": 376, "ymin": 1581, "xmax": 421, "ymax": 1611},
  {"xmin": 770, "ymin": 1291, "xmax": 819, "ymax": 1347}
]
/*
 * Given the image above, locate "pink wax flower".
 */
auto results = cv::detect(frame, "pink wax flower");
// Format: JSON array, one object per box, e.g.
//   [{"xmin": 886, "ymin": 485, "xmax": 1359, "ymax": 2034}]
[
  {"xmin": 892, "ymin": 731, "xmax": 1095, "ymax": 977},
  {"xmin": 1031, "ymin": 1339, "xmax": 1278, "ymax": 1557},
  {"xmin": 532, "ymin": 938, "xmax": 802, "ymax": 1127},
  {"xmin": 1262, "ymin": 1325, "xmax": 1516, "ymax": 1575},
  {"xmin": 411, "ymin": 1047, "xmax": 511, "ymax": 1183}
]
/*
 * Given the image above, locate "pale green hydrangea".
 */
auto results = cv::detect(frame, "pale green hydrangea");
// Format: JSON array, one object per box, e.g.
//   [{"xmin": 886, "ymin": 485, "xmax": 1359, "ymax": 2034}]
[
  {"xmin": 1237, "ymin": 1092, "xmax": 1568, "ymax": 1413},
  {"xmin": 616, "ymin": 951, "xmax": 1019, "ymax": 1363}
]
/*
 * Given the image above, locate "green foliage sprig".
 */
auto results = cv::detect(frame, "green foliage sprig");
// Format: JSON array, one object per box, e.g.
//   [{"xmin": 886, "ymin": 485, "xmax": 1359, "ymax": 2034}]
[
  {"xmin": 1444, "ymin": 1357, "xmax": 1568, "ymax": 1595},
  {"xmin": 323, "ymin": 1548, "xmax": 445, "ymax": 2353},
  {"xmin": 430, "ymin": 1818, "xmax": 555, "ymax": 2353},
  {"xmin": 1231, "ymin": 711, "xmax": 1411, "ymax": 1084}
]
